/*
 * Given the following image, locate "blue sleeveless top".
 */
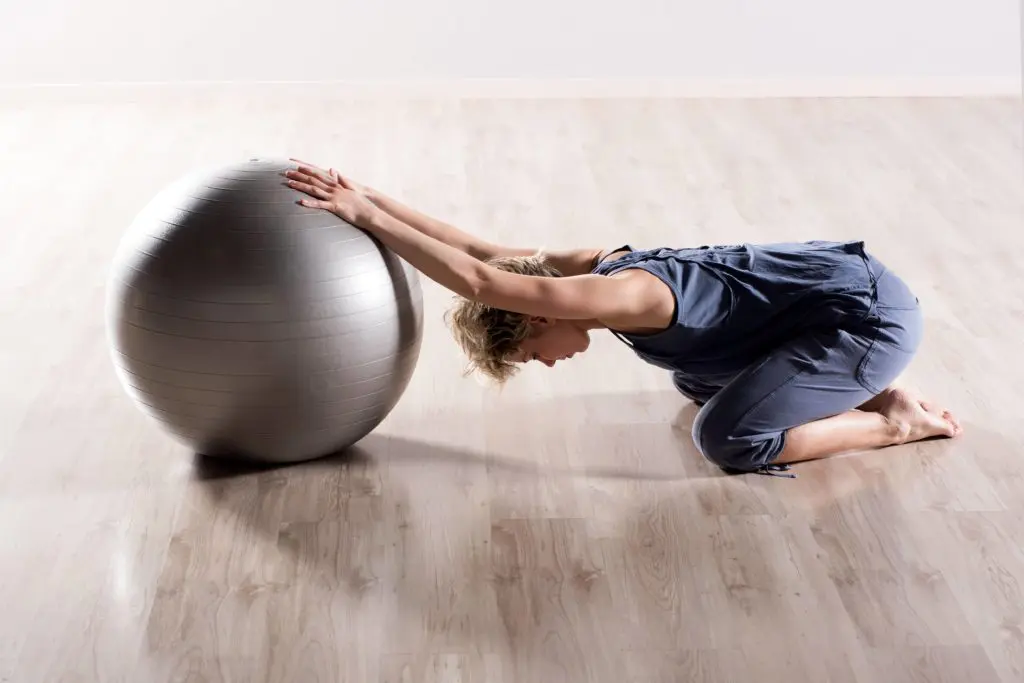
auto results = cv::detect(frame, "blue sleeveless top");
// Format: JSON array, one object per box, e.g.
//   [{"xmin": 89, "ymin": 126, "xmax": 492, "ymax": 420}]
[{"xmin": 590, "ymin": 240, "xmax": 878, "ymax": 383}]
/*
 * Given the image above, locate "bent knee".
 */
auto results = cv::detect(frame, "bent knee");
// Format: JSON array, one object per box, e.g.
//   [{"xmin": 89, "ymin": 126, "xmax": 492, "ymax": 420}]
[{"xmin": 692, "ymin": 406, "xmax": 780, "ymax": 472}]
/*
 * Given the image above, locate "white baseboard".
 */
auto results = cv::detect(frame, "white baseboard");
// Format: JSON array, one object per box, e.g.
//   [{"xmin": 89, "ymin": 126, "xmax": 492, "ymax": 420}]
[{"xmin": 0, "ymin": 77, "xmax": 1020, "ymax": 102}]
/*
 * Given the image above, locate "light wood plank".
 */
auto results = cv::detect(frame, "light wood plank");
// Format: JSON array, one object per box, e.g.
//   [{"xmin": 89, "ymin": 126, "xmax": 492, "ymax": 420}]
[{"xmin": 1, "ymin": 94, "xmax": 1021, "ymax": 682}]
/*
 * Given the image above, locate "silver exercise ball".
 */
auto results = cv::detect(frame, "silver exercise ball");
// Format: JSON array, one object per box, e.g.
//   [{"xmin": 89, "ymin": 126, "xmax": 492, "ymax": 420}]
[{"xmin": 106, "ymin": 158, "xmax": 423, "ymax": 463}]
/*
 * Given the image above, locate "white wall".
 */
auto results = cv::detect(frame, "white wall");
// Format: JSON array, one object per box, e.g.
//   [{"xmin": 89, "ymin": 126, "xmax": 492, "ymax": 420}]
[{"xmin": 0, "ymin": 0, "xmax": 1020, "ymax": 94}]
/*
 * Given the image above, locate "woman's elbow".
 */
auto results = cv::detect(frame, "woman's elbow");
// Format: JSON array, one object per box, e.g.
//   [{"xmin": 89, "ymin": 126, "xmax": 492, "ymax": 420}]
[
  {"xmin": 459, "ymin": 264, "xmax": 492, "ymax": 302},
  {"xmin": 465, "ymin": 268, "xmax": 531, "ymax": 313}
]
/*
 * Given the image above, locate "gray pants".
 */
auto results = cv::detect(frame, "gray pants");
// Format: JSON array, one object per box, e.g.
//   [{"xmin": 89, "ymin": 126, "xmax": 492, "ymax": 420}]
[{"xmin": 677, "ymin": 260, "xmax": 922, "ymax": 474}]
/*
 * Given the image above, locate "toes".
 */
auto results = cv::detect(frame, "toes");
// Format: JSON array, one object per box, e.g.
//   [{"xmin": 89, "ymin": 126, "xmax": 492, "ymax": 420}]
[
  {"xmin": 942, "ymin": 411, "xmax": 963, "ymax": 435},
  {"xmin": 927, "ymin": 416, "xmax": 956, "ymax": 438},
  {"xmin": 918, "ymin": 410, "xmax": 955, "ymax": 438}
]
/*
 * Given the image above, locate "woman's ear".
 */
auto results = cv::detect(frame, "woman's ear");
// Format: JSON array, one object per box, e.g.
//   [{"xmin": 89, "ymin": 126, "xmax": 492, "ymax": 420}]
[{"xmin": 528, "ymin": 315, "xmax": 553, "ymax": 328}]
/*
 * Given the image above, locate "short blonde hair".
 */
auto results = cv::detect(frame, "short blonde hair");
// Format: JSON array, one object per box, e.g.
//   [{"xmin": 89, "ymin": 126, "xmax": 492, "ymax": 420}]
[{"xmin": 444, "ymin": 252, "xmax": 562, "ymax": 383}]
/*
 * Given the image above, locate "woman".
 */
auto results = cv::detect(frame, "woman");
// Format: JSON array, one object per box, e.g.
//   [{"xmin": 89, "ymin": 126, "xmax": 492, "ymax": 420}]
[{"xmin": 284, "ymin": 160, "xmax": 961, "ymax": 477}]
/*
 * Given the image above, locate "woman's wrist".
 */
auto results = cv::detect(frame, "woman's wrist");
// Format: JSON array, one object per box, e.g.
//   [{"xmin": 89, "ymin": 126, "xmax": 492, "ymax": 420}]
[
  {"xmin": 361, "ymin": 185, "xmax": 380, "ymax": 205},
  {"xmin": 363, "ymin": 205, "xmax": 390, "ymax": 231}
]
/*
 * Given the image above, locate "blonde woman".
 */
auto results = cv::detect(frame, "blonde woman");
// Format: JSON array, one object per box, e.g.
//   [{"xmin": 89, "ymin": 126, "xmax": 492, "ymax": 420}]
[{"xmin": 285, "ymin": 160, "xmax": 961, "ymax": 477}]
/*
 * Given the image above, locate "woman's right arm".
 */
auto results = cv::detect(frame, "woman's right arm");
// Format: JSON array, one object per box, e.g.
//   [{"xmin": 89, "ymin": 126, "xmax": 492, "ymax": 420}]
[
  {"xmin": 366, "ymin": 185, "xmax": 611, "ymax": 274},
  {"xmin": 290, "ymin": 159, "xmax": 606, "ymax": 275},
  {"xmin": 362, "ymin": 184, "xmax": 519, "ymax": 260}
]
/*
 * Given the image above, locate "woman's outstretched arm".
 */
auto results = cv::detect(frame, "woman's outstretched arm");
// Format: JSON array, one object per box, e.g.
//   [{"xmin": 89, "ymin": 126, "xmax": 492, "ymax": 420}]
[
  {"xmin": 286, "ymin": 165, "xmax": 659, "ymax": 324},
  {"xmin": 288, "ymin": 159, "xmax": 605, "ymax": 275},
  {"xmin": 365, "ymin": 209, "xmax": 643, "ymax": 321}
]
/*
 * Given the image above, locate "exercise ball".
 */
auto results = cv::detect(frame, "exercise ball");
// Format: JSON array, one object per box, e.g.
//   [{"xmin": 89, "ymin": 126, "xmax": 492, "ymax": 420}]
[{"xmin": 106, "ymin": 158, "xmax": 423, "ymax": 463}]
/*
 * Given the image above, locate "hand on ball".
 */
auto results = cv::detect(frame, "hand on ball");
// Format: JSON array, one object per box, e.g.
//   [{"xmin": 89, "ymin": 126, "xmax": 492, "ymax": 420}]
[{"xmin": 284, "ymin": 162, "xmax": 379, "ymax": 228}]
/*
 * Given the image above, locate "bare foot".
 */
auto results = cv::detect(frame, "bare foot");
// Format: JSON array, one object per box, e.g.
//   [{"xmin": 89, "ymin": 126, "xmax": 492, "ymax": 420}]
[{"xmin": 870, "ymin": 387, "xmax": 962, "ymax": 444}]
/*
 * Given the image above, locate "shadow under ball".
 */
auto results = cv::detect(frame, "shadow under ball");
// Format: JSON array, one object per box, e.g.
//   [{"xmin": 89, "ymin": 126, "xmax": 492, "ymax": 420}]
[{"xmin": 105, "ymin": 158, "xmax": 423, "ymax": 463}]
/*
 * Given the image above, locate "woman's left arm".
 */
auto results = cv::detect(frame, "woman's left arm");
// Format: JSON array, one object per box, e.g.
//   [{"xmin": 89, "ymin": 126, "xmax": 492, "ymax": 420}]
[
  {"xmin": 286, "ymin": 166, "xmax": 649, "ymax": 322},
  {"xmin": 367, "ymin": 209, "xmax": 643, "ymax": 322},
  {"xmin": 288, "ymin": 165, "xmax": 655, "ymax": 325}
]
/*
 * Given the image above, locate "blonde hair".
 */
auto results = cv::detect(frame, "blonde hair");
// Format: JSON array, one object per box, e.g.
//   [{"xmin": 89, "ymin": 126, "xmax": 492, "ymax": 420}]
[{"xmin": 444, "ymin": 252, "xmax": 562, "ymax": 384}]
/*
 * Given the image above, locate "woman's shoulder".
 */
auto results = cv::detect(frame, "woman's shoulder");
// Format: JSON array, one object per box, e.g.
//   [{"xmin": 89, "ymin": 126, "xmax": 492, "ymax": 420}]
[
  {"xmin": 591, "ymin": 244, "xmax": 636, "ymax": 270},
  {"xmin": 591, "ymin": 244, "xmax": 689, "ymax": 275}
]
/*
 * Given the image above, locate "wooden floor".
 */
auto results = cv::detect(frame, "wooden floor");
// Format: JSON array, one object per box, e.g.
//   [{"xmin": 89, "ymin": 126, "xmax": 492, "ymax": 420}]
[{"xmin": 1, "ymin": 94, "xmax": 1022, "ymax": 682}]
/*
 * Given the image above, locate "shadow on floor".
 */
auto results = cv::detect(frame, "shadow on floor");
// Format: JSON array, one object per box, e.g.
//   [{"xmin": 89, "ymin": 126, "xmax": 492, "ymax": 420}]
[
  {"xmin": 191, "ymin": 432, "xmax": 707, "ymax": 483},
  {"xmin": 191, "ymin": 389, "xmax": 713, "ymax": 483}
]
